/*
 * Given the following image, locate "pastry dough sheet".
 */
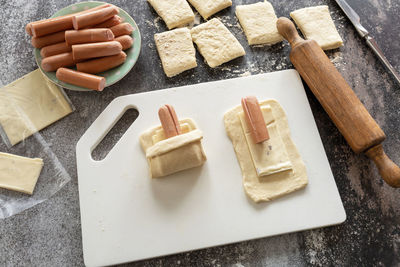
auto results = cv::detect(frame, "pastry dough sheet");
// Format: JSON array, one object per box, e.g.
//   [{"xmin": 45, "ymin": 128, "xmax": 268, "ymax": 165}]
[
  {"xmin": 236, "ymin": 1, "xmax": 283, "ymax": 45},
  {"xmin": 154, "ymin": 28, "xmax": 197, "ymax": 77},
  {"xmin": 224, "ymin": 99, "xmax": 308, "ymax": 202},
  {"xmin": 290, "ymin": 5, "xmax": 343, "ymax": 50},
  {"xmin": 191, "ymin": 18, "xmax": 245, "ymax": 68},
  {"xmin": 140, "ymin": 119, "xmax": 207, "ymax": 178},
  {"xmin": 0, "ymin": 69, "xmax": 73, "ymax": 146},
  {"xmin": 147, "ymin": 0, "xmax": 195, "ymax": 29},
  {"xmin": 188, "ymin": 0, "xmax": 232, "ymax": 19},
  {"xmin": 0, "ymin": 152, "xmax": 43, "ymax": 195}
]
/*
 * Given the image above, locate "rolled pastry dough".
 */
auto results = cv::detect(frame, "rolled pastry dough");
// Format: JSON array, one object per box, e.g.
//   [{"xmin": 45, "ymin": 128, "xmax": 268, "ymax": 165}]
[
  {"xmin": 290, "ymin": 6, "xmax": 343, "ymax": 50},
  {"xmin": 236, "ymin": 1, "xmax": 283, "ymax": 45},
  {"xmin": 239, "ymin": 106, "xmax": 293, "ymax": 177},
  {"xmin": 188, "ymin": 0, "xmax": 232, "ymax": 19},
  {"xmin": 0, "ymin": 69, "xmax": 73, "ymax": 146},
  {"xmin": 224, "ymin": 99, "xmax": 308, "ymax": 202},
  {"xmin": 0, "ymin": 152, "xmax": 43, "ymax": 195},
  {"xmin": 154, "ymin": 28, "xmax": 197, "ymax": 77},
  {"xmin": 147, "ymin": 0, "xmax": 195, "ymax": 29},
  {"xmin": 140, "ymin": 119, "xmax": 207, "ymax": 178},
  {"xmin": 191, "ymin": 18, "xmax": 245, "ymax": 68}
]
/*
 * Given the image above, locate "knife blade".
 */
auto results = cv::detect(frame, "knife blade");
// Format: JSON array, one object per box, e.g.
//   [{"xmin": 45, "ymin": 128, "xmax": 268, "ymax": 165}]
[{"xmin": 335, "ymin": 0, "xmax": 400, "ymax": 85}]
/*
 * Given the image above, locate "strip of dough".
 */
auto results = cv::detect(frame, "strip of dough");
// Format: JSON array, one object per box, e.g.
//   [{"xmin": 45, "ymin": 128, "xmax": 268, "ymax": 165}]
[
  {"xmin": 147, "ymin": 0, "xmax": 195, "ymax": 29},
  {"xmin": 188, "ymin": 0, "xmax": 232, "ymax": 19},
  {"xmin": 0, "ymin": 69, "xmax": 73, "ymax": 146},
  {"xmin": 236, "ymin": 1, "xmax": 283, "ymax": 45},
  {"xmin": 191, "ymin": 18, "xmax": 245, "ymax": 68},
  {"xmin": 0, "ymin": 152, "xmax": 43, "ymax": 195},
  {"xmin": 154, "ymin": 28, "xmax": 197, "ymax": 77},
  {"xmin": 224, "ymin": 99, "xmax": 308, "ymax": 202},
  {"xmin": 238, "ymin": 106, "xmax": 293, "ymax": 177},
  {"xmin": 290, "ymin": 5, "xmax": 343, "ymax": 50}
]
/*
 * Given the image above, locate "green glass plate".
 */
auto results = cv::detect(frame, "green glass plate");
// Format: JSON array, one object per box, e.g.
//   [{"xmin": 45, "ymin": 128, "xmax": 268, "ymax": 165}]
[{"xmin": 34, "ymin": 1, "xmax": 141, "ymax": 91}]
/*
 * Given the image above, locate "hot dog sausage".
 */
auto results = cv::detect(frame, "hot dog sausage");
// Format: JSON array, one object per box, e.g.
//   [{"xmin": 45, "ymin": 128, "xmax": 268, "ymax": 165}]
[
  {"xmin": 40, "ymin": 42, "xmax": 71, "ymax": 58},
  {"xmin": 65, "ymin": 28, "xmax": 114, "ymax": 45},
  {"xmin": 93, "ymin": 15, "xmax": 122, "ymax": 28},
  {"xmin": 56, "ymin": 68, "xmax": 106, "ymax": 91},
  {"xmin": 31, "ymin": 31, "xmax": 65, "ymax": 48},
  {"xmin": 115, "ymin": 35, "xmax": 133, "ymax": 50},
  {"xmin": 158, "ymin": 105, "xmax": 182, "ymax": 138},
  {"xmin": 241, "ymin": 96, "xmax": 270, "ymax": 143},
  {"xmin": 72, "ymin": 6, "xmax": 119, "ymax": 30},
  {"xmin": 41, "ymin": 52, "xmax": 75, "ymax": 72},
  {"xmin": 76, "ymin": 52, "xmax": 127, "ymax": 74},
  {"xmin": 110, "ymin": 22, "xmax": 134, "ymax": 37},
  {"xmin": 28, "ymin": 4, "xmax": 111, "ymax": 37},
  {"xmin": 72, "ymin": 41, "xmax": 122, "ymax": 61}
]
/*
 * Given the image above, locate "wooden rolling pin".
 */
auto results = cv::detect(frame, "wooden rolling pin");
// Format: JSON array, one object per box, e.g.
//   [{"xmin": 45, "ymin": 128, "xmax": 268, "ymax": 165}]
[{"xmin": 276, "ymin": 17, "xmax": 400, "ymax": 187}]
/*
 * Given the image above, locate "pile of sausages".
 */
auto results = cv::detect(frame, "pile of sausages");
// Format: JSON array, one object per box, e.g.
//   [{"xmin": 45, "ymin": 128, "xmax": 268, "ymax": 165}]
[{"xmin": 26, "ymin": 3, "xmax": 134, "ymax": 91}]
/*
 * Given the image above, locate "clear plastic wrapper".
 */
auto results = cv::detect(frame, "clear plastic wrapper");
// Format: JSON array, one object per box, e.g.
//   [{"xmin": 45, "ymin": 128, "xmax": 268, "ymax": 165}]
[{"xmin": 0, "ymin": 69, "xmax": 74, "ymax": 219}]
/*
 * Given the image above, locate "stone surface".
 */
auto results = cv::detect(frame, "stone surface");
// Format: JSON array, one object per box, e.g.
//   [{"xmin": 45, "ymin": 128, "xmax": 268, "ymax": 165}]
[{"xmin": 1, "ymin": 0, "xmax": 400, "ymax": 266}]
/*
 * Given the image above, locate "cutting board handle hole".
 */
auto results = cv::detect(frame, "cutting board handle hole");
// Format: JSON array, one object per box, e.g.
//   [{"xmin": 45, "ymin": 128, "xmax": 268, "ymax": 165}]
[{"xmin": 91, "ymin": 108, "xmax": 139, "ymax": 161}]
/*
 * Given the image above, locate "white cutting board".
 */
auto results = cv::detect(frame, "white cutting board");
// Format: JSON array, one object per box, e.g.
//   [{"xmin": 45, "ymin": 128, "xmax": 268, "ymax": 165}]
[{"xmin": 76, "ymin": 70, "xmax": 346, "ymax": 267}]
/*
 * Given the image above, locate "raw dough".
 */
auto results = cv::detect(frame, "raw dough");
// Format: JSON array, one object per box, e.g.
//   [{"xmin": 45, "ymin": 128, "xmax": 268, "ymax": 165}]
[
  {"xmin": 224, "ymin": 99, "xmax": 308, "ymax": 202},
  {"xmin": 188, "ymin": 0, "xmax": 232, "ymax": 19},
  {"xmin": 152, "ymin": 122, "xmax": 191, "ymax": 143},
  {"xmin": 290, "ymin": 5, "xmax": 343, "ymax": 50},
  {"xmin": 0, "ymin": 152, "xmax": 43, "ymax": 195},
  {"xmin": 154, "ymin": 28, "xmax": 197, "ymax": 77},
  {"xmin": 140, "ymin": 118, "xmax": 207, "ymax": 178},
  {"xmin": 190, "ymin": 18, "xmax": 245, "ymax": 68},
  {"xmin": 235, "ymin": 1, "xmax": 283, "ymax": 45},
  {"xmin": 239, "ymin": 106, "xmax": 292, "ymax": 177},
  {"xmin": 147, "ymin": 0, "xmax": 195, "ymax": 29},
  {"xmin": 0, "ymin": 69, "xmax": 73, "ymax": 146}
]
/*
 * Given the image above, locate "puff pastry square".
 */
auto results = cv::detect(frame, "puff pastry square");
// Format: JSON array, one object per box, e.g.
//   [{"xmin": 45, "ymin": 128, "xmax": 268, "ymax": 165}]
[
  {"xmin": 290, "ymin": 5, "xmax": 343, "ymax": 50},
  {"xmin": 236, "ymin": 1, "xmax": 283, "ymax": 45},
  {"xmin": 224, "ymin": 99, "xmax": 308, "ymax": 203},
  {"xmin": 140, "ymin": 119, "xmax": 207, "ymax": 178},
  {"xmin": 190, "ymin": 18, "xmax": 245, "ymax": 68},
  {"xmin": 154, "ymin": 28, "xmax": 197, "ymax": 77},
  {"xmin": 188, "ymin": 0, "xmax": 232, "ymax": 19},
  {"xmin": 148, "ymin": 0, "xmax": 195, "ymax": 29}
]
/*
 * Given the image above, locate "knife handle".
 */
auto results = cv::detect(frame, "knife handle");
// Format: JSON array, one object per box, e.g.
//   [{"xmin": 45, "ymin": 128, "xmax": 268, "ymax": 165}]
[
  {"xmin": 277, "ymin": 17, "xmax": 400, "ymax": 188},
  {"xmin": 365, "ymin": 36, "xmax": 400, "ymax": 85}
]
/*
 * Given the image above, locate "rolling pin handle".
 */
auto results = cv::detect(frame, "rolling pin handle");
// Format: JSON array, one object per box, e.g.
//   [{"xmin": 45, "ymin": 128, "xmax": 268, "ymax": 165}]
[
  {"xmin": 365, "ymin": 144, "xmax": 400, "ymax": 187},
  {"xmin": 276, "ymin": 17, "xmax": 304, "ymax": 47}
]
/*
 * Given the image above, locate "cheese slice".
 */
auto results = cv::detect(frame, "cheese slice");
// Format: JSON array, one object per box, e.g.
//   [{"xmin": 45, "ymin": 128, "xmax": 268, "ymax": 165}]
[
  {"xmin": 0, "ymin": 152, "xmax": 43, "ymax": 195},
  {"xmin": 239, "ymin": 105, "xmax": 293, "ymax": 177},
  {"xmin": 0, "ymin": 69, "xmax": 73, "ymax": 146}
]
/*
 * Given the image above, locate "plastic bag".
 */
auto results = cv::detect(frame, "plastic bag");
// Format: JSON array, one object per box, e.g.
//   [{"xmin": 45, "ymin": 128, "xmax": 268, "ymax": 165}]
[{"xmin": 0, "ymin": 69, "xmax": 74, "ymax": 219}]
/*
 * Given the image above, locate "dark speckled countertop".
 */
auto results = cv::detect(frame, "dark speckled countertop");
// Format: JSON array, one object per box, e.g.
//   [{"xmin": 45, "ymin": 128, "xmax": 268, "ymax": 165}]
[{"xmin": 1, "ymin": 0, "xmax": 399, "ymax": 266}]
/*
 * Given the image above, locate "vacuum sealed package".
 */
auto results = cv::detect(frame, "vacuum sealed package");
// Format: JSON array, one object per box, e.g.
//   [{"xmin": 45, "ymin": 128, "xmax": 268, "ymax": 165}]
[{"xmin": 0, "ymin": 69, "xmax": 74, "ymax": 219}]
